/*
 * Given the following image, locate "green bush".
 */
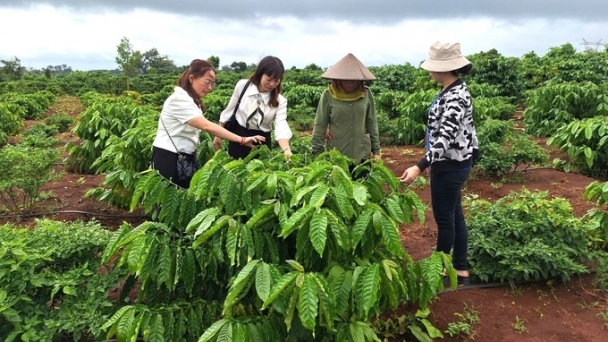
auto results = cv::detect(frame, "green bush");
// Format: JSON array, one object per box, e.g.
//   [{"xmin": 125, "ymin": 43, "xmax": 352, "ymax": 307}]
[
  {"xmin": 288, "ymin": 104, "xmax": 315, "ymax": 131},
  {"xmin": 475, "ymin": 119, "xmax": 549, "ymax": 177},
  {"xmin": 100, "ymin": 150, "xmax": 448, "ymax": 342},
  {"xmin": 0, "ymin": 144, "xmax": 59, "ymax": 215},
  {"xmin": 467, "ymin": 189, "xmax": 593, "ymax": 285},
  {"xmin": 524, "ymin": 81, "xmax": 608, "ymax": 137},
  {"xmin": 0, "ymin": 219, "xmax": 124, "ymax": 341},
  {"xmin": 0, "ymin": 102, "xmax": 23, "ymax": 145},
  {"xmin": 44, "ymin": 112, "xmax": 74, "ymax": 132},
  {"xmin": 547, "ymin": 115, "xmax": 608, "ymax": 178}
]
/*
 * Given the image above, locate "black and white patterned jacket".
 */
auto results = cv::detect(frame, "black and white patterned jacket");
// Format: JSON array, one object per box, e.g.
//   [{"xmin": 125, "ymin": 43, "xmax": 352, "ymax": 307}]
[{"xmin": 416, "ymin": 79, "xmax": 479, "ymax": 174}]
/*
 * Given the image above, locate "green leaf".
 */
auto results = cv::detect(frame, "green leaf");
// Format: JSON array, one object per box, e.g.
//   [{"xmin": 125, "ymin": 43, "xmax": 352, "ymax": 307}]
[
  {"xmin": 351, "ymin": 209, "xmax": 373, "ymax": 248},
  {"xmin": 198, "ymin": 319, "xmax": 228, "ymax": 342},
  {"xmin": 309, "ymin": 210, "xmax": 328, "ymax": 256},
  {"xmin": 420, "ymin": 318, "xmax": 443, "ymax": 339},
  {"xmin": 255, "ymin": 262, "xmax": 272, "ymax": 302},
  {"xmin": 298, "ymin": 274, "xmax": 319, "ymax": 332},
  {"xmin": 285, "ymin": 260, "xmax": 305, "ymax": 272},
  {"xmin": 309, "ymin": 183, "xmax": 329, "ymax": 207},
  {"xmin": 223, "ymin": 260, "xmax": 260, "ymax": 313},
  {"xmin": 102, "ymin": 305, "xmax": 133, "ymax": 332},
  {"xmin": 281, "ymin": 205, "xmax": 314, "ymax": 237},
  {"xmin": 193, "ymin": 215, "xmax": 230, "ymax": 248},
  {"xmin": 1, "ymin": 308, "xmax": 21, "ymax": 323},
  {"xmin": 148, "ymin": 313, "xmax": 165, "ymax": 342},
  {"xmin": 352, "ymin": 184, "xmax": 368, "ymax": 206},
  {"xmin": 62, "ymin": 285, "xmax": 77, "ymax": 296},
  {"xmin": 216, "ymin": 322, "xmax": 233, "ymax": 342},
  {"xmin": 186, "ymin": 207, "xmax": 220, "ymax": 235},
  {"xmin": 263, "ymin": 271, "xmax": 298, "ymax": 309},
  {"xmin": 409, "ymin": 325, "xmax": 433, "ymax": 342}
]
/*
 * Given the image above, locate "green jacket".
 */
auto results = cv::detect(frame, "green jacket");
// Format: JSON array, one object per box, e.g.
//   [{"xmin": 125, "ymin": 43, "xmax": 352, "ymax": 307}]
[{"xmin": 312, "ymin": 87, "xmax": 381, "ymax": 163}]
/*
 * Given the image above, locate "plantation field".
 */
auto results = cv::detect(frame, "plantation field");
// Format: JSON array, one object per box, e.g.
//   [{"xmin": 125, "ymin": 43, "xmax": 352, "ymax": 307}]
[{"xmin": 2, "ymin": 95, "xmax": 606, "ymax": 341}]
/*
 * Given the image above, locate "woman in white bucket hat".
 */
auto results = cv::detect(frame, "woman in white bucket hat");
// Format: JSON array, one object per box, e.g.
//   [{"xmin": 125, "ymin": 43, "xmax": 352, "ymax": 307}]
[
  {"xmin": 311, "ymin": 53, "xmax": 381, "ymax": 179},
  {"xmin": 400, "ymin": 41, "xmax": 479, "ymax": 286}
]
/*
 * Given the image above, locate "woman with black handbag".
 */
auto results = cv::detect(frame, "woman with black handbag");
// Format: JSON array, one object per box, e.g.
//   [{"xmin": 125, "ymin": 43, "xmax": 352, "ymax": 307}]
[
  {"xmin": 152, "ymin": 59, "xmax": 266, "ymax": 188},
  {"xmin": 213, "ymin": 56, "xmax": 293, "ymax": 161}
]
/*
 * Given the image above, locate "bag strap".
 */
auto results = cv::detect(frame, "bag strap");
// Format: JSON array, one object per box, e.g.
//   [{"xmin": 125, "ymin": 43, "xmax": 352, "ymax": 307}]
[
  {"xmin": 226, "ymin": 80, "xmax": 251, "ymax": 124},
  {"xmin": 160, "ymin": 116, "xmax": 183, "ymax": 159}
]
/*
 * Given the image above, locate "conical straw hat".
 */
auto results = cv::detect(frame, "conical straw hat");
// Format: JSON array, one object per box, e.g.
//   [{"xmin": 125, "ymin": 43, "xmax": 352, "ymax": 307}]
[{"xmin": 321, "ymin": 53, "xmax": 376, "ymax": 81}]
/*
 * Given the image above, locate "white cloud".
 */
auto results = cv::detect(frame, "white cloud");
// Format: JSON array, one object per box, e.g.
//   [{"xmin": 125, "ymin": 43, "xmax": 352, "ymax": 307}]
[{"xmin": 1, "ymin": 4, "xmax": 606, "ymax": 71}]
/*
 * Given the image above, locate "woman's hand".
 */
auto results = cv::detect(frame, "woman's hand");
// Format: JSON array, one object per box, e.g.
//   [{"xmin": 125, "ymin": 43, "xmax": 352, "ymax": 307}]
[
  {"xmin": 212, "ymin": 136, "xmax": 222, "ymax": 151},
  {"xmin": 243, "ymin": 135, "xmax": 266, "ymax": 148},
  {"xmin": 399, "ymin": 165, "xmax": 421, "ymax": 184},
  {"xmin": 284, "ymin": 148, "xmax": 293, "ymax": 162}
]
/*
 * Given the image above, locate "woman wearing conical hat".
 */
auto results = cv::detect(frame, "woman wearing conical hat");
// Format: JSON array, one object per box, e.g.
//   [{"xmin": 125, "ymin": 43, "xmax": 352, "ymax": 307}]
[{"xmin": 311, "ymin": 53, "xmax": 381, "ymax": 178}]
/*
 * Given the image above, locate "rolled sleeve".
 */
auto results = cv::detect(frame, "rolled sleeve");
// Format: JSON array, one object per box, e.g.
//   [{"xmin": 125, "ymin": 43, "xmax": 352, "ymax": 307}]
[{"xmin": 273, "ymin": 98, "xmax": 293, "ymax": 141}]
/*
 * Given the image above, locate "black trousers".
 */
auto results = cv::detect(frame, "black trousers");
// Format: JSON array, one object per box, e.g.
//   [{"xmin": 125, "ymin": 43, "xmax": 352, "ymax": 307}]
[
  {"xmin": 430, "ymin": 169, "xmax": 471, "ymax": 271},
  {"xmin": 151, "ymin": 146, "xmax": 192, "ymax": 189},
  {"xmin": 227, "ymin": 122, "xmax": 272, "ymax": 159}
]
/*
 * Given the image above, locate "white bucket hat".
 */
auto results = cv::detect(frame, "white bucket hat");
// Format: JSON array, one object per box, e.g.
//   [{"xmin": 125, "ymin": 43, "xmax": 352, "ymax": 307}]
[
  {"xmin": 321, "ymin": 53, "xmax": 376, "ymax": 81},
  {"xmin": 420, "ymin": 41, "xmax": 471, "ymax": 72}
]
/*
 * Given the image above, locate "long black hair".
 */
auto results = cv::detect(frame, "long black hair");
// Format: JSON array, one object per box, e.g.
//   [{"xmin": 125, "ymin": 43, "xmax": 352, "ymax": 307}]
[{"xmin": 249, "ymin": 56, "xmax": 285, "ymax": 108}]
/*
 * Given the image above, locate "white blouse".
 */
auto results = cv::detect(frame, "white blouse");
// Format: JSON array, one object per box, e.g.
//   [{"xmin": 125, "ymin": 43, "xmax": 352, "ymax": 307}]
[
  {"xmin": 152, "ymin": 87, "xmax": 202, "ymax": 154},
  {"xmin": 219, "ymin": 79, "xmax": 293, "ymax": 141}
]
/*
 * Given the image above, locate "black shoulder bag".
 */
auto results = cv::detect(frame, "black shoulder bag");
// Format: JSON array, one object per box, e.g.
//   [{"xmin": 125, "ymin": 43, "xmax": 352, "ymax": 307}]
[
  {"xmin": 160, "ymin": 116, "xmax": 201, "ymax": 183},
  {"xmin": 224, "ymin": 81, "xmax": 251, "ymax": 132}
]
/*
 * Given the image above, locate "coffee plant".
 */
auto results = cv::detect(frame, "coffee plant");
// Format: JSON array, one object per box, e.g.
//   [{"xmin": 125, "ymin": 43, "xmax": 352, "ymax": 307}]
[
  {"xmin": 66, "ymin": 94, "xmax": 156, "ymax": 174},
  {"xmin": 0, "ymin": 102, "xmax": 23, "ymax": 146},
  {"xmin": 0, "ymin": 144, "xmax": 59, "ymax": 215},
  {"xmin": 0, "ymin": 219, "xmax": 124, "ymax": 341},
  {"xmin": 467, "ymin": 189, "xmax": 593, "ymax": 285},
  {"xmin": 547, "ymin": 115, "xmax": 608, "ymax": 178},
  {"xmin": 100, "ymin": 150, "xmax": 452, "ymax": 342},
  {"xmin": 524, "ymin": 81, "xmax": 608, "ymax": 137}
]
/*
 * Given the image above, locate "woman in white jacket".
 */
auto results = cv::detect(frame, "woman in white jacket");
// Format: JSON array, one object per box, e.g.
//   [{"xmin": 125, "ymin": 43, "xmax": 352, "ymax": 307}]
[
  {"xmin": 152, "ymin": 59, "xmax": 265, "ymax": 188},
  {"xmin": 213, "ymin": 56, "xmax": 293, "ymax": 160}
]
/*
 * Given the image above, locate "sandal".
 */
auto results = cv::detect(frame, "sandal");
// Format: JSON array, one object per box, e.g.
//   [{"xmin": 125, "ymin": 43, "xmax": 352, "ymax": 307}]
[{"xmin": 443, "ymin": 275, "xmax": 471, "ymax": 286}]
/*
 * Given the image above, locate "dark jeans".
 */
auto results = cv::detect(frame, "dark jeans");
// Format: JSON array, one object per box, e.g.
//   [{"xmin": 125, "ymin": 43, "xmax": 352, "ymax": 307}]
[
  {"xmin": 430, "ymin": 169, "xmax": 471, "ymax": 271},
  {"xmin": 227, "ymin": 122, "xmax": 272, "ymax": 159}
]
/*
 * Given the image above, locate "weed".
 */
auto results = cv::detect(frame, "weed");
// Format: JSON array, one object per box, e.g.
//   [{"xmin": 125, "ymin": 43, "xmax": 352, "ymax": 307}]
[
  {"xmin": 511, "ymin": 316, "xmax": 528, "ymax": 334},
  {"xmin": 445, "ymin": 302, "xmax": 480, "ymax": 339}
]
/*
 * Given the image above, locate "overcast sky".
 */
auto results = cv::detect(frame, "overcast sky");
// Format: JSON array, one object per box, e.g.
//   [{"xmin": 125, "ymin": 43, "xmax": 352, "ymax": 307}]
[{"xmin": 1, "ymin": 1, "xmax": 607, "ymax": 71}]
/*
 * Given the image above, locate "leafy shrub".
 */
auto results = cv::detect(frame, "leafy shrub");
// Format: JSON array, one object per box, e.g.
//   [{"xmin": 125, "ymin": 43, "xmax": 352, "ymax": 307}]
[
  {"xmin": 43, "ymin": 112, "xmax": 74, "ymax": 132},
  {"xmin": 282, "ymin": 84, "xmax": 325, "ymax": 108},
  {"xmin": 23, "ymin": 123, "xmax": 59, "ymax": 138},
  {"xmin": 393, "ymin": 89, "xmax": 437, "ymax": 146},
  {"xmin": 524, "ymin": 81, "xmax": 608, "ymax": 137},
  {"xmin": 467, "ymin": 189, "xmax": 593, "ymax": 285},
  {"xmin": 100, "ymin": 150, "xmax": 450, "ymax": 341},
  {"xmin": 288, "ymin": 103, "xmax": 315, "ymax": 131},
  {"xmin": 583, "ymin": 181, "xmax": 608, "ymax": 250},
  {"xmin": 0, "ymin": 91, "xmax": 55, "ymax": 120},
  {"xmin": 66, "ymin": 97, "xmax": 154, "ymax": 174},
  {"xmin": 0, "ymin": 102, "xmax": 23, "ymax": 145},
  {"xmin": 375, "ymin": 110, "xmax": 398, "ymax": 146},
  {"xmin": 475, "ymin": 119, "xmax": 549, "ymax": 177},
  {"xmin": 473, "ymin": 97, "xmax": 518, "ymax": 122},
  {"xmin": 547, "ymin": 115, "xmax": 608, "ymax": 178},
  {"xmin": 0, "ymin": 144, "xmax": 59, "ymax": 215},
  {"xmin": 0, "ymin": 219, "xmax": 124, "ymax": 341}
]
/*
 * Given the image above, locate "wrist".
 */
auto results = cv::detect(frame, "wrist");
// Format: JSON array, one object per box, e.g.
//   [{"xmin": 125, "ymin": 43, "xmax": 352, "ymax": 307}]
[
  {"xmin": 282, "ymin": 147, "xmax": 291, "ymax": 152},
  {"xmin": 240, "ymin": 136, "xmax": 245, "ymax": 145}
]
